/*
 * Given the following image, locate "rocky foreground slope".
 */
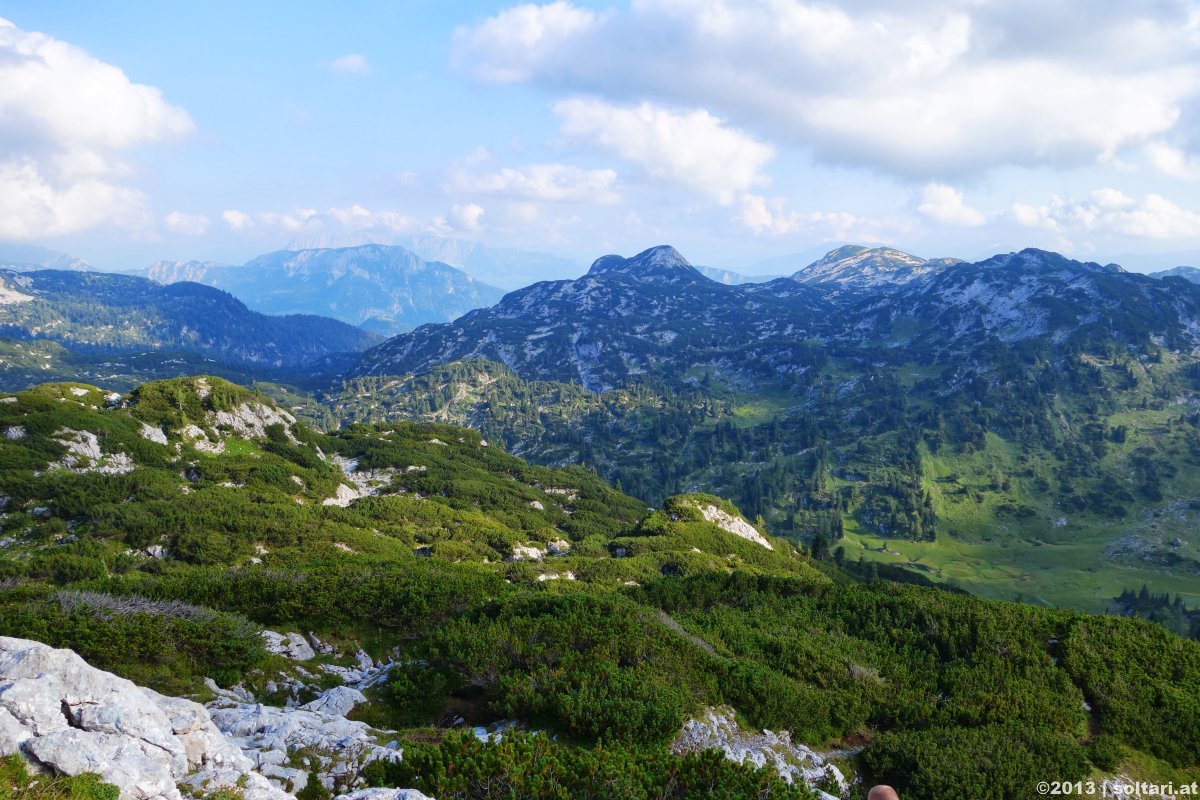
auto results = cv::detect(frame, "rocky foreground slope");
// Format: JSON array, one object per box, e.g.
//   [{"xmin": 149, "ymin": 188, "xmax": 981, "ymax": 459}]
[{"xmin": 0, "ymin": 636, "xmax": 430, "ymax": 800}]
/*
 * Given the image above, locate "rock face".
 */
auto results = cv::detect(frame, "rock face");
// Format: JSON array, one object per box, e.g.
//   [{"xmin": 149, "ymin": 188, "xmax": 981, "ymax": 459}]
[
  {"xmin": 695, "ymin": 504, "xmax": 774, "ymax": 550},
  {"xmin": 206, "ymin": 700, "xmax": 401, "ymax": 791},
  {"xmin": 672, "ymin": 706, "xmax": 846, "ymax": 800},
  {"xmin": 50, "ymin": 429, "xmax": 135, "ymax": 475},
  {"xmin": 0, "ymin": 636, "xmax": 289, "ymax": 800},
  {"xmin": 213, "ymin": 403, "xmax": 298, "ymax": 443}
]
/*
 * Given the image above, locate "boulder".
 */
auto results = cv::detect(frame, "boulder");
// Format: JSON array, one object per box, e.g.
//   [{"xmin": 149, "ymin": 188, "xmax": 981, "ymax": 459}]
[
  {"xmin": 262, "ymin": 631, "xmax": 316, "ymax": 661},
  {"xmin": 0, "ymin": 636, "xmax": 289, "ymax": 800},
  {"xmin": 336, "ymin": 790, "xmax": 434, "ymax": 800},
  {"xmin": 207, "ymin": 701, "xmax": 401, "ymax": 790},
  {"xmin": 300, "ymin": 686, "xmax": 367, "ymax": 717}
]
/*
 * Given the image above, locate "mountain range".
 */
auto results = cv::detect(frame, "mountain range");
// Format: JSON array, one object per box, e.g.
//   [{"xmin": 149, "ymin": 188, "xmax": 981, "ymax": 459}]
[
  {"xmin": 145, "ymin": 244, "xmax": 506, "ymax": 334},
  {"xmin": 342, "ymin": 243, "xmax": 1200, "ymax": 612},
  {"xmin": 1, "ymin": 240, "xmax": 1200, "ymax": 612},
  {"xmin": 1150, "ymin": 265, "xmax": 1200, "ymax": 283}
]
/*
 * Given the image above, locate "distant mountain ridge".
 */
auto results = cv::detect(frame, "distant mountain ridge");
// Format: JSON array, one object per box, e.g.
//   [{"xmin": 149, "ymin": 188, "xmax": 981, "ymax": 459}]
[
  {"xmin": 145, "ymin": 259, "xmax": 229, "ymax": 284},
  {"xmin": 0, "ymin": 243, "xmax": 91, "ymax": 272},
  {"xmin": 0, "ymin": 269, "xmax": 378, "ymax": 369},
  {"xmin": 1151, "ymin": 265, "xmax": 1200, "ymax": 283},
  {"xmin": 143, "ymin": 244, "xmax": 506, "ymax": 334},
  {"xmin": 694, "ymin": 266, "xmax": 784, "ymax": 285},
  {"xmin": 353, "ymin": 243, "xmax": 1186, "ymax": 388}
]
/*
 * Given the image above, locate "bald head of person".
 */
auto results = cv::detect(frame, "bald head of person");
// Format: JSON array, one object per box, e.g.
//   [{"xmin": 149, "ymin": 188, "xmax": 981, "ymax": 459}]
[{"xmin": 867, "ymin": 787, "xmax": 900, "ymax": 800}]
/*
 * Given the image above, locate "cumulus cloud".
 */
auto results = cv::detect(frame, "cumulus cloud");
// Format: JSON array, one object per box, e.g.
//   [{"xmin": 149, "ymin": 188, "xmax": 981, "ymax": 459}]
[
  {"xmin": 452, "ymin": 1, "xmax": 606, "ymax": 82},
  {"xmin": 917, "ymin": 183, "xmax": 985, "ymax": 226},
  {"xmin": 450, "ymin": 203, "xmax": 485, "ymax": 232},
  {"xmin": 554, "ymin": 98, "xmax": 773, "ymax": 203},
  {"xmin": 222, "ymin": 204, "xmax": 424, "ymax": 238},
  {"xmin": 0, "ymin": 17, "xmax": 193, "ymax": 237},
  {"xmin": 456, "ymin": 0, "xmax": 1200, "ymax": 178},
  {"xmin": 222, "ymin": 209, "xmax": 251, "ymax": 231},
  {"xmin": 739, "ymin": 193, "xmax": 887, "ymax": 240},
  {"xmin": 163, "ymin": 211, "xmax": 209, "ymax": 236},
  {"xmin": 1013, "ymin": 189, "xmax": 1200, "ymax": 239},
  {"xmin": 449, "ymin": 161, "xmax": 618, "ymax": 203},
  {"xmin": 328, "ymin": 53, "xmax": 372, "ymax": 75},
  {"xmin": 1145, "ymin": 140, "xmax": 1200, "ymax": 180}
]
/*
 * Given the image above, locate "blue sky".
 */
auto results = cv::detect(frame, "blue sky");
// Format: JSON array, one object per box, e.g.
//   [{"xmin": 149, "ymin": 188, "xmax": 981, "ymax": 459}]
[{"xmin": 3, "ymin": 1, "xmax": 1200, "ymax": 275}]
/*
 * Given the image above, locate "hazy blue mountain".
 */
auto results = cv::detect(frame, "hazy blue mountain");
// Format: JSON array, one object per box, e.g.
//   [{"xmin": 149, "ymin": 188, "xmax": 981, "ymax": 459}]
[
  {"xmin": 401, "ymin": 235, "xmax": 584, "ymax": 289},
  {"xmin": 144, "ymin": 259, "xmax": 230, "ymax": 283},
  {"xmin": 1151, "ymin": 265, "xmax": 1200, "ymax": 283},
  {"xmin": 694, "ymin": 265, "xmax": 783, "ymax": 284},
  {"xmin": 0, "ymin": 243, "xmax": 91, "ymax": 272},
  {"xmin": 144, "ymin": 244, "xmax": 506, "ymax": 334}
]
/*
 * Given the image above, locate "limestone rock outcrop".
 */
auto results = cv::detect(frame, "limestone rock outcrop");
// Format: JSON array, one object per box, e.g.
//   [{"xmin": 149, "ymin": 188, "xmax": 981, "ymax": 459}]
[
  {"xmin": 672, "ymin": 706, "xmax": 845, "ymax": 799},
  {"xmin": 0, "ymin": 636, "xmax": 289, "ymax": 800}
]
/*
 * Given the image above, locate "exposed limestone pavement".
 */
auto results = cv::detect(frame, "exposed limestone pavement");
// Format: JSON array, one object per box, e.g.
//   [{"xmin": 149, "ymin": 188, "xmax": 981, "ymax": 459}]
[
  {"xmin": 0, "ymin": 636, "xmax": 288, "ymax": 800},
  {"xmin": 0, "ymin": 637, "xmax": 430, "ymax": 800},
  {"xmin": 671, "ymin": 706, "xmax": 848, "ymax": 800}
]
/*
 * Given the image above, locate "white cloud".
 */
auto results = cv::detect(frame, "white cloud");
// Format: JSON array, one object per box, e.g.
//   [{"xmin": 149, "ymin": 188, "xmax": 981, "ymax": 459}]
[
  {"xmin": 326, "ymin": 204, "xmax": 417, "ymax": 232},
  {"xmin": 222, "ymin": 209, "xmax": 252, "ymax": 231},
  {"xmin": 0, "ymin": 159, "xmax": 148, "ymax": 239},
  {"xmin": 328, "ymin": 53, "xmax": 372, "ymax": 75},
  {"xmin": 1013, "ymin": 189, "xmax": 1200, "ymax": 239},
  {"xmin": 554, "ymin": 98, "xmax": 773, "ymax": 203},
  {"xmin": 452, "ymin": 1, "xmax": 606, "ymax": 82},
  {"xmin": 450, "ymin": 203, "xmax": 485, "ymax": 232},
  {"xmin": 450, "ymin": 161, "xmax": 618, "ymax": 203},
  {"xmin": 222, "ymin": 204, "xmax": 423, "ymax": 238},
  {"xmin": 1145, "ymin": 140, "xmax": 1200, "ymax": 180},
  {"xmin": 739, "ymin": 193, "xmax": 885, "ymax": 240},
  {"xmin": 457, "ymin": 1, "xmax": 1200, "ymax": 178},
  {"xmin": 260, "ymin": 209, "xmax": 318, "ymax": 232},
  {"xmin": 0, "ymin": 17, "xmax": 193, "ymax": 238},
  {"xmin": 917, "ymin": 183, "xmax": 985, "ymax": 226},
  {"xmin": 163, "ymin": 211, "xmax": 209, "ymax": 236}
]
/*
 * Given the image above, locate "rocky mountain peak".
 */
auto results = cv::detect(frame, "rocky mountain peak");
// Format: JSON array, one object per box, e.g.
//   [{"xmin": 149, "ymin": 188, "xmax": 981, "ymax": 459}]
[
  {"xmin": 791, "ymin": 245, "xmax": 956, "ymax": 288},
  {"xmin": 975, "ymin": 248, "xmax": 1125, "ymax": 275},
  {"xmin": 586, "ymin": 245, "xmax": 697, "ymax": 280}
]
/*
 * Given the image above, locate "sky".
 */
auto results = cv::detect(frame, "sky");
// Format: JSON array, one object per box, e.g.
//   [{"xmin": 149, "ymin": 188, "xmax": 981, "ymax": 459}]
[{"xmin": 3, "ymin": 0, "xmax": 1200, "ymax": 275}]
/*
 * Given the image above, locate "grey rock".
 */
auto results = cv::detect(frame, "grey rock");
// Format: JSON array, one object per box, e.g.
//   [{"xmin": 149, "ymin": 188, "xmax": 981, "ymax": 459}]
[
  {"xmin": 336, "ymin": 790, "xmax": 435, "ymax": 800},
  {"xmin": 300, "ymin": 687, "xmax": 367, "ymax": 717},
  {"xmin": 261, "ymin": 631, "xmax": 316, "ymax": 661},
  {"xmin": 207, "ymin": 702, "xmax": 400, "ymax": 790},
  {"xmin": 672, "ymin": 706, "xmax": 846, "ymax": 798},
  {"xmin": 0, "ymin": 636, "xmax": 289, "ymax": 800}
]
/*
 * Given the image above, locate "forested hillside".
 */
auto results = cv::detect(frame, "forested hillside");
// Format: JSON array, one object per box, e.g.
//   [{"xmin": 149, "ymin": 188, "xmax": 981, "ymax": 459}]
[
  {"xmin": 337, "ymin": 246, "xmax": 1200, "ymax": 612},
  {"xmin": 0, "ymin": 377, "xmax": 1194, "ymax": 799},
  {"xmin": 0, "ymin": 269, "xmax": 378, "ymax": 372}
]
